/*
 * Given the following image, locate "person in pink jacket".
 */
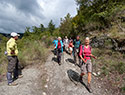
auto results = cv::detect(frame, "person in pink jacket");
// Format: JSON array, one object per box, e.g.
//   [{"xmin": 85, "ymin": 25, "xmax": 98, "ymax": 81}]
[{"xmin": 79, "ymin": 37, "xmax": 96, "ymax": 93}]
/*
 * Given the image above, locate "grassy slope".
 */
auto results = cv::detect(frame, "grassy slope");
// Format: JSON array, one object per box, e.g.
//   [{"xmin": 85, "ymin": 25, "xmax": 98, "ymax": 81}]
[{"xmin": 90, "ymin": 20, "xmax": 125, "ymax": 94}]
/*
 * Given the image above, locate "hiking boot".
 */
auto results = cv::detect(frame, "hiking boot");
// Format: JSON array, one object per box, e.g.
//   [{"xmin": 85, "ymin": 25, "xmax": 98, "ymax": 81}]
[
  {"xmin": 18, "ymin": 75, "xmax": 23, "ymax": 78},
  {"xmin": 87, "ymin": 83, "xmax": 93, "ymax": 93},
  {"xmin": 58, "ymin": 62, "xmax": 61, "ymax": 65},
  {"xmin": 8, "ymin": 82, "xmax": 18, "ymax": 86}
]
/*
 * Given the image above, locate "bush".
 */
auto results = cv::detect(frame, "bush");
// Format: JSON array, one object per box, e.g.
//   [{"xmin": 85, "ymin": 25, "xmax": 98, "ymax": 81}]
[{"xmin": 114, "ymin": 62, "xmax": 125, "ymax": 74}]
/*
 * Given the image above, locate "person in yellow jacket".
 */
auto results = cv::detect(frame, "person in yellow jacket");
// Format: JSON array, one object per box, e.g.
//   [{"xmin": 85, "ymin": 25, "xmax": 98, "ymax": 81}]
[{"xmin": 6, "ymin": 32, "xmax": 23, "ymax": 86}]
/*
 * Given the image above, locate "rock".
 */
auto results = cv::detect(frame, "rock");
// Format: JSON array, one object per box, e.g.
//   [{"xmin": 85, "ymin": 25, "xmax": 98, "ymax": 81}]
[
  {"xmin": 97, "ymin": 72, "xmax": 101, "ymax": 75},
  {"xmin": 44, "ymin": 84, "xmax": 48, "ymax": 88},
  {"xmin": 46, "ymin": 78, "xmax": 49, "ymax": 82},
  {"xmin": 92, "ymin": 72, "xmax": 98, "ymax": 76},
  {"xmin": 98, "ymin": 86, "xmax": 101, "ymax": 88},
  {"xmin": 90, "ymin": 36, "xmax": 125, "ymax": 53},
  {"xmin": 43, "ymin": 92, "xmax": 47, "ymax": 95}
]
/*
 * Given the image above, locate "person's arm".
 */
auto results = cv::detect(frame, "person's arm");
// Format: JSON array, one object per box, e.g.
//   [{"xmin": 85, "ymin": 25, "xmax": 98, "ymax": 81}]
[
  {"xmin": 80, "ymin": 55, "xmax": 86, "ymax": 63},
  {"xmin": 90, "ymin": 54, "xmax": 97, "ymax": 59},
  {"xmin": 9, "ymin": 42, "xmax": 15, "ymax": 54}
]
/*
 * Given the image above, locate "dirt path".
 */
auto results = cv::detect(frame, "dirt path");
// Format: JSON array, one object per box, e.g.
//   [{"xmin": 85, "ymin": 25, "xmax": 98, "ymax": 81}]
[
  {"xmin": 0, "ymin": 65, "xmax": 43, "ymax": 95},
  {"xmin": 0, "ymin": 50, "xmax": 111, "ymax": 95},
  {"xmin": 43, "ymin": 51, "xmax": 110, "ymax": 95}
]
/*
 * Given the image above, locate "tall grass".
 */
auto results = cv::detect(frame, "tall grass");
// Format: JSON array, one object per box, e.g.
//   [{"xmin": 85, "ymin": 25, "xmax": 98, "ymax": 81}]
[{"xmin": 18, "ymin": 40, "xmax": 48, "ymax": 67}]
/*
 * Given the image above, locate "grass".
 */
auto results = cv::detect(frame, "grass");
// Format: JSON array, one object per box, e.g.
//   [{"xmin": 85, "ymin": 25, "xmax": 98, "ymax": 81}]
[
  {"xmin": 122, "ymin": 85, "xmax": 125, "ymax": 92},
  {"xmin": 92, "ymin": 48, "xmax": 125, "ymax": 94}
]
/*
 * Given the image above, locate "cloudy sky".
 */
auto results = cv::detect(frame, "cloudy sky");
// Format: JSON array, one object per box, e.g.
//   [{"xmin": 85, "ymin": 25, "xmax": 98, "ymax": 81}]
[{"xmin": 0, "ymin": 0, "xmax": 77, "ymax": 33}]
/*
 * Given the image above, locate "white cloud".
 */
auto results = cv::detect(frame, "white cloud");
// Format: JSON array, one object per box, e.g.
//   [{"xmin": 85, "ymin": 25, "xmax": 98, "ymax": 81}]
[
  {"xmin": 0, "ymin": 0, "xmax": 77, "ymax": 33},
  {"xmin": 38, "ymin": 0, "xmax": 77, "ymax": 26}
]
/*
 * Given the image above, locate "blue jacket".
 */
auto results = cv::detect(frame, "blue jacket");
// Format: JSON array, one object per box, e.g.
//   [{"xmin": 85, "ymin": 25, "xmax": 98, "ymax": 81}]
[
  {"xmin": 53, "ymin": 40, "xmax": 58, "ymax": 46},
  {"xmin": 55, "ymin": 40, "xmax": 63, "ymax": 52}
]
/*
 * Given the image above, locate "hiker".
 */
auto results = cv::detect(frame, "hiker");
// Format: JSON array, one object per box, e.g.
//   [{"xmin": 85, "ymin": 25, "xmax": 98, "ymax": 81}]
[
  {"xmin": 63, "ymin": 36, "xmax": 69, "ymax": 52},
  {"xmin": 6, "ymin": 32, "xmax": 23, "ymax": 86},
  {"xmin": 79, "ymin": 37, "xmax": 96, "ymax": 92},
  {"xmin": 55, "ymin": 37, "xmax": 63, "ymax": 65},
  {"xmin": 73, "ymin": 36, "xmax": 81, "ymax": 66},
  {"xmin": 68, "ymin": 40, "xmax": 74, "ymax": 55}
]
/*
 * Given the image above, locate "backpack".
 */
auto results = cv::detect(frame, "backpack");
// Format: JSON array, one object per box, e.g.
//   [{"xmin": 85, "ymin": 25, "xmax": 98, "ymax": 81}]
[{"xmin": 74, "ymin": 40, "xmax": 81, "ymax": 49}]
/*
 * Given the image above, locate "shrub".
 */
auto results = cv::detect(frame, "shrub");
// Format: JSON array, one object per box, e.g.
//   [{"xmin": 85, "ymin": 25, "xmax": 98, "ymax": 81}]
[{"xmin": 114, "ymin": 62, "xmax": 125, "ymax": 74}]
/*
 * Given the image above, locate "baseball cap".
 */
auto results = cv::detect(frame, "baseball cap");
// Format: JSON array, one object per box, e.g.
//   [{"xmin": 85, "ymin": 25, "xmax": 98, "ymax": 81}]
[{"xmin": 11, "ymin": 32, "xmax": 20, "ymax": 37}]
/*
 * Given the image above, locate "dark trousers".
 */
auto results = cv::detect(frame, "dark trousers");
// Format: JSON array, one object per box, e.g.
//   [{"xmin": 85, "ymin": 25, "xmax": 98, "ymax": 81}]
[
  {"xmin": 7, "ymin": 56, "xmax": 22, "ymax": 84},
  {"xmin": 54, "ymin": 48, "xmax": 57, "ymax": 56},
  {"xmin": 74, "ymin": 48, "xmax": 80, "ymax": 65},
  {"xmin": 57, "ymin": 48, "xmax": 62, "ymax": 63}
]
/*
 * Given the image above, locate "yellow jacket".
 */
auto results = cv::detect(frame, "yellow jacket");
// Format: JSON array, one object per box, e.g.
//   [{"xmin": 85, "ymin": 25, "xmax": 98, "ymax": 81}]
[{"xmin": 7, "ymin": 38, "xmax": 18, "ymax": 56}]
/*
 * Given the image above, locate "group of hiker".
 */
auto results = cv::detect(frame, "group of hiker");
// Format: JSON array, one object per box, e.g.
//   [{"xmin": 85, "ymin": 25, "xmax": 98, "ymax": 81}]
[
  {"xmin": 5, "ymin": 32, "xmax": 96, "ymax": 93},
  {"xmin": 53, "ymin": 36, "xmax": 97, "ymax": 92}
]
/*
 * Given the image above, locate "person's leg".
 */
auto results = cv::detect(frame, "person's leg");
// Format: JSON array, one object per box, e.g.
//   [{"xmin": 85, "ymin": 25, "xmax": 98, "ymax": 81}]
[
  {"xmin": 80, "ymin": 73, "xmax": 85, "ymax": 80},
  {"xmin": 57, "ymin": 49, "xmax": 59, "ymax": 63},
  {"xmin": 87, "ymin": 72, "xmax": 92, "ymax": 92},
  {"xmin": 14, "ymin": 57, "xmax": 18, "ymax": 79},
  {"xmin": 17, "ymin": 57, "xmax": 22, "ymax": 76},
  {"xmin": 87, "ymin": 60, "xmax": 93, "ymax": 92},
  {"xmin": 87, "ymin": 60, "xmax": 92, "ymax": 83},
  {"xmin": 80, "ymin": 62, "xmax": 86, "ymax": 81},
  {"xmin": 88, "ymin": 72, "xmax": 91, "ymax": 84},
  {"xmin": 74, "ymin": 49, "xmax": 77, "ymax": 65},
  {"xmin": 78, "ymin": 53, "xmax": 81, "ymax": 66},
  {"xmin": 54, "ymin": 48, "xmax": 57, "ymax": 57},
  {"xmin": 7, "ymin": 56, "xmax": 16, "ymax": 84},
  {"xmin": 6, "ymin": 72, "xmax": 13, "ymax": 84},
  {"xmin": 70, "ymin": 48, "xmax": 72, "ymax": 55},
  {"xmin": 75, "ymin": 48, "xmax": 79, "ymax": 65},
  {"xmin": 58, "ymin": 49, "xmax": 62, "ymax": 64}
]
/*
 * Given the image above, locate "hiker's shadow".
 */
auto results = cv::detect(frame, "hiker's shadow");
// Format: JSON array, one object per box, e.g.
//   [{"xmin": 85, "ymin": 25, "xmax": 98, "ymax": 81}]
[
  {"xmin": 51, "ymin": 50, "xmax": 56, "ymax": 55},
  {"xmin": 52, "ymin": 57, "xmax": 58, "ymax": 63},
  {"xmin": 66, "ymin": 58, "xmax": 75, "ymax": 64},
  {"xmin": 67, "ymin": 69, "xmax": 90, "ymax": 93}
]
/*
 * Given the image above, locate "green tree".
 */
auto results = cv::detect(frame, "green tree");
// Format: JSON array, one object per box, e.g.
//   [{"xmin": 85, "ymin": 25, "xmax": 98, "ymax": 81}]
[
  {"xmin": 32, "ymin": 26, "xmax": 38, "ymax": 33},
  {"xmin": 24, "ymin": 27, "xmax": 30, "ymax": 36},
  {"xmin": 59, "ymin": 13, "xmax": 73, "ymax": 38},
  {"xmin": 48, "ymin": 20, "xmax": 55, "ymax": 35},
  {"xmin": 75, "ymin": 0, "xmax": 125, "ymax": 31},
  {"xmin": 40, "ymin": 24, "xmax": 45, "ymax": 32}
]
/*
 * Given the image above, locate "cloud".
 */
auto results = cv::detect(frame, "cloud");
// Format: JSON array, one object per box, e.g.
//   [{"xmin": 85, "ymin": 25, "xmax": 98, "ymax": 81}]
[{"xmin": 0, "ymin": 0, "xmax": 77, "ymax": 33}]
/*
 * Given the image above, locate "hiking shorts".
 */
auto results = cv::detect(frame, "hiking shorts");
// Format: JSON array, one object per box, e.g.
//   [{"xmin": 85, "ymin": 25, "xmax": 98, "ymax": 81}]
[{"xmin": 81, "ymin": 60, "xmax": 92, "ymax": 74}]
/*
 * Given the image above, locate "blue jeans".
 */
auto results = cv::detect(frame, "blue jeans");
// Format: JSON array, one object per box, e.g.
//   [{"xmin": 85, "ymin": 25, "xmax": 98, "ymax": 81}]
[{"xmin": 6, "ymin": 72, "xmax": 13, "ymax": 84}]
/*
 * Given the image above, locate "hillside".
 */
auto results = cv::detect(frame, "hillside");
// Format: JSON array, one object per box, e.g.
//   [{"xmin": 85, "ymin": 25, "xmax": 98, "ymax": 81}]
[{"xmin": 0, "ymin": 0, "xmax": 124, "ymax": 95}]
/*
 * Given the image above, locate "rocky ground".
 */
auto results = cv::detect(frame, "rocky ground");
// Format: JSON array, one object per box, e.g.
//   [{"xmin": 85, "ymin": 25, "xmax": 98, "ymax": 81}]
[{"xmin": 0, "ymin": 50, "xmax": 113, "ymax": 95}]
